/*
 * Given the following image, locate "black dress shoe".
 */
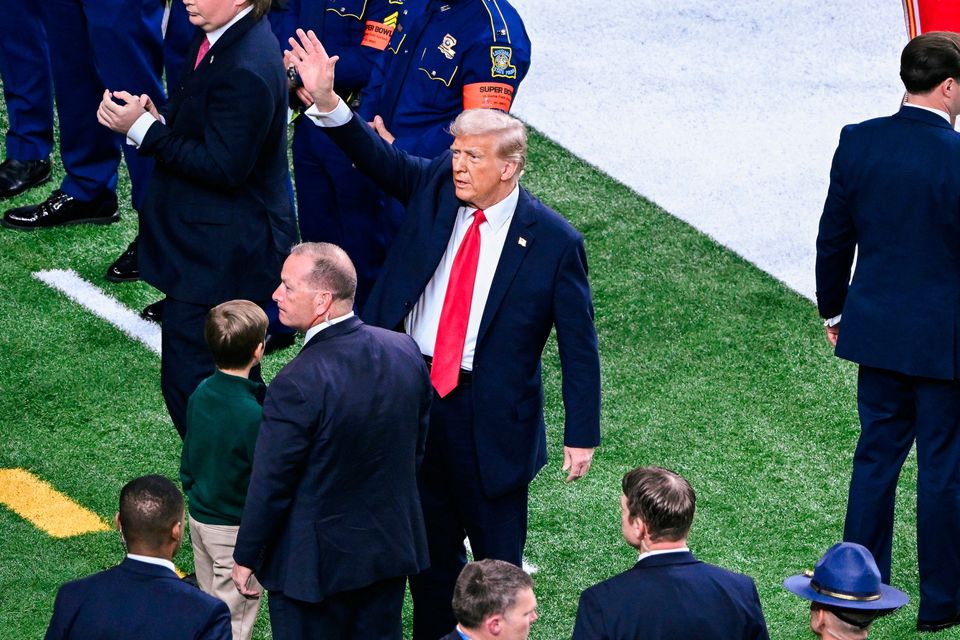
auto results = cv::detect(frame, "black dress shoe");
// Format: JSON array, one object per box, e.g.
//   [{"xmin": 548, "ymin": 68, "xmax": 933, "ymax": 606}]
[
  {"xmin": 106, "ymin": 239, "xmax": 140, "ymax": 282},
  {"xmin": 2, "ymin": 189, "xmax": 119, "ymax": 230},
  {"xmin": 0, "ymin": 158, "xmax": 51, "ymax": 199},
  {"xmin": 264, "ymin": 331, "xmax": 296, "ymax": 355},
  {"xmin": 918, "ymin": 613, "xmax": 960, "ymax": 632},
  {"xmin": 141, "ymin": 300, "xmax": 165, "ymax": 324}
]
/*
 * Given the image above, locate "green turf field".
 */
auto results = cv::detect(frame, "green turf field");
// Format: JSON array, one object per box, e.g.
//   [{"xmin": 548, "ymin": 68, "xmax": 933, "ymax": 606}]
[{"xmin": 0, "ymin": 94, "xmax": 945, "ymax": 639}]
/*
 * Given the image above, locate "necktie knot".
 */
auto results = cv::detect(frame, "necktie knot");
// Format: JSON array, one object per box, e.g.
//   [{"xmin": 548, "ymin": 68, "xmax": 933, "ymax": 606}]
[{"xmin": 472, "ymin": 209, "xmax": 486, "ymax": 227}]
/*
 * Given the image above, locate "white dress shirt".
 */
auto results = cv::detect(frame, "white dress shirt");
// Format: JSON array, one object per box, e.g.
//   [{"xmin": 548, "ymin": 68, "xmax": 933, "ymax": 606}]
[
  {"xmin": 127, "ymin": 5, "xmax": 254, "ymax": 147},
  {"xmin": 126, "ymin": 553, "xmax": 178, "ymax": 575},
  {"xmin": 304, "ymin": 310, "xmax": 355, "ymax": 346},
  {"xmin": 405, "ymin": 188, "xmax": 518, "ymax": 370},
  {"xmin": 636, "ymin": 546, "xmax": 690, "ymax": 562}
]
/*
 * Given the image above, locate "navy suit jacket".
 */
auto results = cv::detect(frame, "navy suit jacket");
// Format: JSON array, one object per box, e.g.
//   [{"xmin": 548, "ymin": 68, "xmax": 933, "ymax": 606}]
[
  {"xmin": 324, "ymin": 114, "xmax": 602, "ymax": 498},
  {"xmin": 138, "ymin": 13, "xmax": 297, "ymax": 305},
  {"xmin": 234, "ymin": 316, "xmax": 431, "ymax": 602},
  {"xmin": 816, "ymin": 105, "xmax": 960, "ymax": 380},
  {"xmin": 44, "ymin": 557, "xmax": 231, "ymax": 640},
  {"xmin": 572, "ymin": 551, "xmax": 769, "ymax": 640}
]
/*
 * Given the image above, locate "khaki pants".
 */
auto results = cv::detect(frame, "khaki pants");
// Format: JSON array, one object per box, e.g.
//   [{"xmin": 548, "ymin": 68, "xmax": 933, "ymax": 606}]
[{"xmin": 189, "ymin": 515, "xmax": 263, "ymax": 640}]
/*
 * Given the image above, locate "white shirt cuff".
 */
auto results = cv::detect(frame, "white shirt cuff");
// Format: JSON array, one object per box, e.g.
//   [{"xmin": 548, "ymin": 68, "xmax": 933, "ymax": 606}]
[
  {"xmin": 126, "ymin": 112, "xmax": 159, "ymax": 147},
  {"xmin": 824, "ymin": 314, "xmax": 842, "ymax": 327},
  {"xmin": 304, "ymin": 98, "xmax": 352, "ymax": 127}
]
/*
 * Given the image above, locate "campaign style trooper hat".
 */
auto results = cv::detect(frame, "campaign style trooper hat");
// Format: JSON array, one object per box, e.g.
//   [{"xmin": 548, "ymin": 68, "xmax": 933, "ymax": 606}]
[{"xmin": 783, "ymin": 542, "xmax": 909, "ymax": 610}]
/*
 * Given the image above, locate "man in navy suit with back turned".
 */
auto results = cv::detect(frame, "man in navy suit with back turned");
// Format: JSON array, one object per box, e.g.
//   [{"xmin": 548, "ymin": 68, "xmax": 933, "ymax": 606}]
[
  {"xmin": 816, "ymin": 31, "xmax": 960, "ymax": 632},
  {"xmin": 572, "ymin": 466, "xmax": 769, "ymax": 639},
  {"xmin": 232, "ymin": 242, "xmax": 431, "ymax": 640},
  {"xmin": 45, "ymin": 475, "xmax": 231, "ymax": 640},
  {"xmin": 286, "ymin": 29, "xmax": 601, "ymax": 639},
  {"xmin": 96, "ymin": 0, "xmax": 297, "ymax": 438}
]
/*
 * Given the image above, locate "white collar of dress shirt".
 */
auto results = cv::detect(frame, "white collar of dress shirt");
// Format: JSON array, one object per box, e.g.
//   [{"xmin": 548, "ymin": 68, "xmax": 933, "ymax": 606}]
[
  {"xmin": 304, "ymin": 310, "xmax": 355, "ymax": 345},
  {"xmin": 205, "ymin": 4, "xmax": 253, "ymax": 47},
  {"xmin": 126, "ymin": 553, "xmax": 178, "ymax": 574},
  {"xmin": 463, "ymin": 184, "xmax": 520, "ymax": 231},
  {"xmin": 636, "ymin": 546, "xmax": 689, "ymax": 562},
  {"xmin": 902, "ymin": 102, "xmax": 952, "ymax": 123}
]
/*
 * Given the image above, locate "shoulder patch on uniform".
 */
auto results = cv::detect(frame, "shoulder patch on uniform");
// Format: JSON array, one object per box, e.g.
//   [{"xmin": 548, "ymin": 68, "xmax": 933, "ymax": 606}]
[
  {"xmin": 490, "ymin": 46, "xmax": 517, "ymax": 79},
  {"xmin": 388, "ymin": 0, "xmax": 404, "ymax": 4}
]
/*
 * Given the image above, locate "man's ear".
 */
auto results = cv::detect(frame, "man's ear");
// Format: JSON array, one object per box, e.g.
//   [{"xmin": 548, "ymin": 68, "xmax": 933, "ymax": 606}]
[
  {"xmin": 500, "ymin": 159, "xmax": 519, "ymax": 182},
  {"xmin": 485, "ymin": 613, "xmax": 504, "ymax": 636},
  {"xmin": 114, "ymin": 512, "xmax": 122, "ymax": 531},
  {"xmin": 809, "ymin": 607, "xmax": 826, "ymax": 634},
  {"xmin": 171, "ymin": 518, "xmax": 184, "ymax": 545}
]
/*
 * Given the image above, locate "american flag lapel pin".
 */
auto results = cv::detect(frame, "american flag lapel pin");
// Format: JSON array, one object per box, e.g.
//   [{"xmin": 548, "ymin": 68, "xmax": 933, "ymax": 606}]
[{"xmin": 518, "ymin": 237, "xmax": 527, "ymax": 247}]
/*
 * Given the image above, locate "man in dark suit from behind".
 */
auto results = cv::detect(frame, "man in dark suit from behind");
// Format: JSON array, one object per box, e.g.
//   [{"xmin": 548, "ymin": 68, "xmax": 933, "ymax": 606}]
[
  {"xmin": 286, "ymin": 31, "xmax": 601, "ymax": 638},
  {"xmin": 96, "ymin": 0, "xmax": 297, "ymax": 438},
  {"xmin": 232, "ymin": 242, "xmax": 431, "ymax": 640},
  {"xmin": 440, "ymin": 559, "xmax": 538, "ymax": 640},
  {"xmin": 816, "ymin": 30, "xmax": 960, "ymax": 633},
  {"xmin": 44, "ymin": 475, "xmax": 231, "ymax": 640},
  {"xmin": 572, "ymin": 466, "xmax": 769, "ymax": 640}
]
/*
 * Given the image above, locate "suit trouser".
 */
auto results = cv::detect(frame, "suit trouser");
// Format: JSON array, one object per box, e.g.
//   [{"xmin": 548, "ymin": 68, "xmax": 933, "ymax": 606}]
[
  {"xmin": 267, "ymin": 577, "xmax": 406, "ymax": 640},
  {"xmin": 39, "ymin": 0, "xmax": 164, "ymax": 209},
  {"xmin": 845, "ymin": 364, "xmax": 960, "ymax": 620},
  {"xmin": 409, "ymin": 382, "xmax": 528, "ymax": 640},
  {"xmin": 189, "ymin": 516, "xmax": 263, "ymax": 640},
  {"xmin": 161, "ymin": 299, "xmax": 264, "ymax": 439},
  {"xmin": 0, "ymin": 0, "xmax": 53, "ymax": 161}
]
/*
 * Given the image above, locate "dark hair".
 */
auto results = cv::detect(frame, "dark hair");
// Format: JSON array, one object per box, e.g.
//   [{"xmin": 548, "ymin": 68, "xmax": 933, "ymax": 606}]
[
  {"xmin": 901, "ymin": 31, "xmax": 960, "ymax": 93},
  {"xmin": 204, "ymin": 300, "xmax": 268, "ymax": 370},
  {"xmin": 621, "ymin": 466, "xmax": 695, "ymax": 542},
  {"xmin": 452, "ymin": 559, "xmax": 533, "ymax": 629},
  {"xmin": 289, "ymin": 242, "xmax": 357, "ymax": 304},
  {"xmin": 118, "ymin": 475, "xmax": 184, "ymax": 550}
]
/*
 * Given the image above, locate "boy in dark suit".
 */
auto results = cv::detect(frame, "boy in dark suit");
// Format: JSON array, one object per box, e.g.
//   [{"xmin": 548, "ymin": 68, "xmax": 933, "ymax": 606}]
[
  {"xmin": 181, "ymin": 300, "xmax": 269, "ymax": 640},
  {"xmin": 45, "ymin": 475, "xmax": 231, "ymax": 640},
  {"xmin": 572, "ymin": 466, "xmax": 769, "ymax": 640}
]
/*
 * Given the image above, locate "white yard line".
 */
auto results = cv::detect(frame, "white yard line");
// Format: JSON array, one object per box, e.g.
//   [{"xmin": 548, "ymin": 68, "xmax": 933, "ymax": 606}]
[
  {"xmin": 511, "ymin": 1, "xmax": 907, "ymax": 300},
  {"xmin": 33, "ymin": 269, "xmax": 161, "ymax": 355}
]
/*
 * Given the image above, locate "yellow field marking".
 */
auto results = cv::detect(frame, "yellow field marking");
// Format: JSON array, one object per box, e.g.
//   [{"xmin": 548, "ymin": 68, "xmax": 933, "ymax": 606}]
[{"xmin": 0, "ymin": 469, "xmax": 110, "ymax": 538}]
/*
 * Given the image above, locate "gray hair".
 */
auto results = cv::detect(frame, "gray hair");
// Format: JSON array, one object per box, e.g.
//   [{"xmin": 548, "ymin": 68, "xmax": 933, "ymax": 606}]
[{"xmin": 449, "ymin": 109, "xmax": 527, "ymax": 174}]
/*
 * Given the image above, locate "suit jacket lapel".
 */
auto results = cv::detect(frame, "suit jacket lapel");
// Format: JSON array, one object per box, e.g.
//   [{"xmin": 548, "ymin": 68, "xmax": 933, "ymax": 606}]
[{"xmin": 476, "ymin": 189, "xmax": 537, "ymax": 347}]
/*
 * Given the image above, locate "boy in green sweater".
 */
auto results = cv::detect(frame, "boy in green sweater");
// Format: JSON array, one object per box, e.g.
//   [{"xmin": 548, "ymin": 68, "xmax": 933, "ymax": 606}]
[{"xmin": 180, "ymin": 300, "xmax": 268, "ymax": 640}]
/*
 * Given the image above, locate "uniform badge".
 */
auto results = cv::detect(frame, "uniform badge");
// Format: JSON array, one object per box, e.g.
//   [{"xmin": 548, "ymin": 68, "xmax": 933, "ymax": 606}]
[
  {"xmin": 438, "ymin": 34, "xmax": 457, "ymax": 59},
  {"xmin": 490, "ymin": 46, "xmax": 516, "ymax": 79}
]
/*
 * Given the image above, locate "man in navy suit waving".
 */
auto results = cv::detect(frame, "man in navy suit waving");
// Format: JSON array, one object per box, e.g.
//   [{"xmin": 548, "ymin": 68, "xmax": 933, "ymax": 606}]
[
  {"xmin": 286, "ymin": 29, "xmax": 601, "ymax": 639},
  {"xmin": 816, "ymin": 31, "xmax": 960, "ymax": 631},
  {"xmin": 45, "ymin": 475, "xmax": 231, "ymax": 640},
  {"xmin": 572, "ymin": 466, "xmax": 769, "ymax": 639}
]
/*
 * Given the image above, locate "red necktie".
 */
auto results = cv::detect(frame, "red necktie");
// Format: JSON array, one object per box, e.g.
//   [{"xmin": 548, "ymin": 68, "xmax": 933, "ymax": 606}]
[
  {"xmin": 194, "ymin": 38, "xmax": 211, "ymax": 69},
  {"xmin": 431, "ymin": 209, "xmax": 486, "ymax": 397}
]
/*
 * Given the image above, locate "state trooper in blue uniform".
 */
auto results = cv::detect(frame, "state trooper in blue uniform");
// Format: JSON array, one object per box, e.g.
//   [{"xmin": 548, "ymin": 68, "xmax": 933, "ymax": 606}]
[
  {"xmin": 0, "ymin": 0, "xmax": 54, "ymax": 200},
  {"xmin": 2, "ymin": 0, "xmax": 165, "ymax": 242},
  {"xmin": 359, "ymin": 0, "xmax": 531, "ymax": 158},
  {"xmin": 353, "ymin": 0, "xmax": 530, "ymax": 316},
  {"xmin": 276, "ymin": 0, "xmax": 400, "ymax": 310}
]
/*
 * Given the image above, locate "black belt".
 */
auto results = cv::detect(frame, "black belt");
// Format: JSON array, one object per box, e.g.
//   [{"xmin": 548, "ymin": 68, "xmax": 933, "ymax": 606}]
[{"xmin": 423, "ymin": 355, "xmax": 473, "ymax": 384}]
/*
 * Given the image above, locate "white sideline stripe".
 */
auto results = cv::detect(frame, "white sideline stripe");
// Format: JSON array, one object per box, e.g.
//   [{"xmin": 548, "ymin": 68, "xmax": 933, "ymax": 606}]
[
  {"xmin": 32, "ymin": 269, "xmax": 542, "ymax": 573},
  {"xmin": 465, "ymin": 538, "xmax": 538, "ymax": 574},
  {"xmin": 33, "ymin": 269, "xmax": 162, "ymax": 356}
]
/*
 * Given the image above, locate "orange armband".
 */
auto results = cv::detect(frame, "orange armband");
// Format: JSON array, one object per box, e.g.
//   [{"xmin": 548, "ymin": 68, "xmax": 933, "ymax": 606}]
[
  {"xmin": 463, "ymin": 83, "xmax": 514, "ymax": 111},
  {"xmin": 362, "ymin": 21, "xmax": 394, "ymax": 50}
]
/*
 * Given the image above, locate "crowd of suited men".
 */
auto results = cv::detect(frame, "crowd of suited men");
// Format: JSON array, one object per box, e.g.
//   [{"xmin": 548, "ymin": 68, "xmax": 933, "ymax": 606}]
[{"xmin": 4, "ymin": 0, "xmax": 958, "ymax": 638}]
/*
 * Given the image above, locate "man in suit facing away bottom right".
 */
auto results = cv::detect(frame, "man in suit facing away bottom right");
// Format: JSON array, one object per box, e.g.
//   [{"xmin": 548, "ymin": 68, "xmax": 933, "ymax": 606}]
[{"xmin": 572, "ymin": 466, "xmax": 769, "ymax": 640}]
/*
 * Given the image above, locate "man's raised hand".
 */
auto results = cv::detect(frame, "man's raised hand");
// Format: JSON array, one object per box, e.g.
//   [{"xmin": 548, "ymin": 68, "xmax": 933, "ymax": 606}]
[{"xmin": 286, "ymin": 29, "xmax": 339, "ymax": 112}]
